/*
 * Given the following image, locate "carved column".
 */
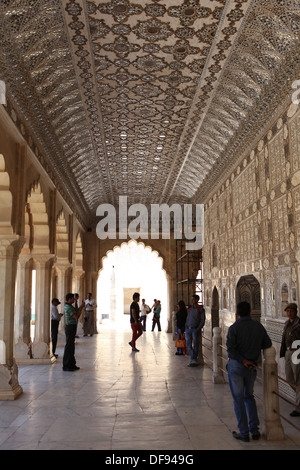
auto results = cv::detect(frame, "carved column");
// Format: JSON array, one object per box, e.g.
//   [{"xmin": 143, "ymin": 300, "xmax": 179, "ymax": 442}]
[
  {"xmin": 74, "ymin": 269, "xmax": 85, "ymax": 300},
  {"xmin": 14, "ymin": 254, "xmax": 33, "ymax": 361},
  {"xmin": 0, "ymin": 235, "xmax": 25, "ymax": 400},
  {"xmin": 263, "ymin": 347, "xmax": 285, "ymax": 440},
  {"xmin": 212, "ymin": 327, "xmax": 225, "ymax": 384},
  {"xmin": 167, "ymin": 273, "xmax": 176, "ymax": 333},
  {"xmin": 55, "ymin": 262, "xmax": 73, "ymax": 333},
  {"xmin": 85, "ymin": 270, "xmax": 98, "ymax": 296},
  {"xmin": 31, "ymin": 254, "xmax": 56, "ymax": 363},
  {"xmin": 74, "ymin": 269, "xmax": 85, "ymax": 334}
]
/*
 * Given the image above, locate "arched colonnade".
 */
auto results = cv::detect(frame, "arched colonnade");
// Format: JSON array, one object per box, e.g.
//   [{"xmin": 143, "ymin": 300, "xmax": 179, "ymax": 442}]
[
  {"xmin": 0, "ymin": 143, "xmax": 184, "ymax": 399},
  {"xmin": 0, "ymin": 147, "xmax": 86, "ymax": 399}
]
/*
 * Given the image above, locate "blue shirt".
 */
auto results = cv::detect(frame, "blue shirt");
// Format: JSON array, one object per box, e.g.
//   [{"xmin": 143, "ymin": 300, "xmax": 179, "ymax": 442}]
[{"xmin": 186, "ymin": 306, "xmax": 205, "ymax": 331}]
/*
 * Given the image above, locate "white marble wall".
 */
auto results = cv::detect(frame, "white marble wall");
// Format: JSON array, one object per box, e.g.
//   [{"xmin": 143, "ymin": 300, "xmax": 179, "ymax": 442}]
[{"xmin": 202, "ymin": 103, "xmax": 300, "ymax": 395}]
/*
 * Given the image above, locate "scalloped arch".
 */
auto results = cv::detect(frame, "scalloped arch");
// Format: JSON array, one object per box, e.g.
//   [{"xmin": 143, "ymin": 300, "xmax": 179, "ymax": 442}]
[
  {"xmin": 56, "ymin": 211, "xmax": 69, "ymax": 259},
  {"xmin": 23, "ymin": 182, "xmax": 50, "ymax": 254},
  {"xmin": 0, "ymin": 154, "xmax": 13, "ymax": 235},
  {"xmin": 97, "ymin": 239, "xmax": 168, "ymax": 327},
  {"xmin": 75, "ymin": 232, "xmax": 83, "ymax": 270},
  {"xmin": 99, "ymin": 239, "xmax": 167, "ymax": 277}
]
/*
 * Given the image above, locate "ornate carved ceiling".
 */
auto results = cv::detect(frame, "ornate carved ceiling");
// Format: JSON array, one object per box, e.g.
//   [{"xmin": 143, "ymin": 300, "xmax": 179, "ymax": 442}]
[{"xmin": 0, "ymin": 0, "xmax": 299, "ymax": 227}]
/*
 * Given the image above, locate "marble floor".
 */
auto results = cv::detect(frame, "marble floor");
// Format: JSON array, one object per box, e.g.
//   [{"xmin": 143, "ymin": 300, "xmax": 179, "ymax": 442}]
[{"xmin": 1, "ymin": 323, "xmax": 300, "ymax": 451}]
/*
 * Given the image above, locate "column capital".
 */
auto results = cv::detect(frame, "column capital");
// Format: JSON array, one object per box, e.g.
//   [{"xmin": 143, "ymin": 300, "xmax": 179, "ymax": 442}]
[
  {"xmin": 17, "ymin": 252, "xmax": 56, "ymax": 267},
  {"xmin": 0, "ymin": 235, "xmax": 26, "ymax": 258},
  {"xmin": 75, "ymin": 268, "xmax": 85, "ymax": 277},
  {"xmin": 54, "ymin": 261, "xmax": 73, "ymax": 273},
  {"xmin": 32, "ymin": 253, "xmax": 56, "ymax": 266}
]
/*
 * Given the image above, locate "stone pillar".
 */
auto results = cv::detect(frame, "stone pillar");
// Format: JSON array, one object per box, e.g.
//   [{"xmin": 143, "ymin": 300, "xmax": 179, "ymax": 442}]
[
  {"xmin": 55, "ymin": 262, "xmax": 72, "ymax": 333},
  {"xmin": 74, "ymin": 269, "xmax": 85, "ymax": 334},
  {"xmin": 0, "ymin": 235, "xmax": 25, "ymax": 400},
  {"xmin": 212, "ymin": 327, "xmax": 225, "ymax": 384},
  {"xmin": 15, "ymin": 255, "xmax": 33, "ymax": 361},
  {"xmin": 167, "ymin": 274, "xmax": 176, "ymax": 333},
  {"xmin": 172, "ymin": 311, "xmax": 176, "ymax": 340},
  {"xmin": 263, "ymin": 347, "xmax": 285, "ymax": 440},
  {"xmin": 85, "ymin": 271, "xmax": 98, "ymax": 333},
  {"xmin": 74, "ymin": 269, "xmax": 85, "ymax": 300},
  {"xmin": 197, "ymin": 333, "xmax": 204, "ymax": 365},
  {"xmin": 31, "ymin": 254, "xmax": 56, "ymax": 363}
]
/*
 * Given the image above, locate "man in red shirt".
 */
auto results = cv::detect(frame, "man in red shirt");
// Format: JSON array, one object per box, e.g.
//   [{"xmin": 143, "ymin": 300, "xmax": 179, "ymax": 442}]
[{"xmin": 129, "ymin": 292, "xmax": 143, "ymax": 352}]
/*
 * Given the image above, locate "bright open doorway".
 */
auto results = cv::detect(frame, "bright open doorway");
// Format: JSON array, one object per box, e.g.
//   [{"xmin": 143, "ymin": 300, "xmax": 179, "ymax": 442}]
[{"xmin": 97, "ymin": 240, "xmax": 168, "ymax": 330}]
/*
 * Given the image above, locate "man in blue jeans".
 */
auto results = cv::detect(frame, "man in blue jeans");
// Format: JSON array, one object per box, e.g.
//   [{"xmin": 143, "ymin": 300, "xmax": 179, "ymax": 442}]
[{"xmin": 226, "ymin": 301, "xmax": 272, "ymax": 442}]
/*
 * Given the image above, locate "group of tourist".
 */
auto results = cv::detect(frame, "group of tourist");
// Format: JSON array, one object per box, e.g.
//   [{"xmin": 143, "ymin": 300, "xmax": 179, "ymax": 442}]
[
  {"xmin": 140, "ymin": 297, "xmax": 162, "ymax": 332},
  {"xmin": 225, "ymin": 300, "xmax": 300, "ymax": 442},
  {"xmin": 175, "ymin": 294, "xmax": 205, "ymax": 366},
  {"xmin": 175, "ymin": 296, "xmax": 300, "ymax": 443},
  {"xmin": 51, "ymin": 289, "xmax": 300, "ymax": 444}
]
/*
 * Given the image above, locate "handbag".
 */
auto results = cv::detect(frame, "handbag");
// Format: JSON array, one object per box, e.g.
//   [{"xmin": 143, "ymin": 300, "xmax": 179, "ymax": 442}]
[{"xmin": 175, "ymin": 335, "xmax": 186, "ymax": 349}]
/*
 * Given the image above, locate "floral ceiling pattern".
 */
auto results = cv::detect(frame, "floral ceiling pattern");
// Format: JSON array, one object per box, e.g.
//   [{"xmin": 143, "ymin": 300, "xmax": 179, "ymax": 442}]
[{"xmin": 0, "ymin": 0, "xmax": 299, "ymax": 227}]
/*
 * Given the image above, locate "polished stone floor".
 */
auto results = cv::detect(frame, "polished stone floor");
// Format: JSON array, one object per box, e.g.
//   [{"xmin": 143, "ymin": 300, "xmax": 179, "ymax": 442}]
[{"xmin": 1, "ymin": 323, "xmax": 300, "ymax": 451}]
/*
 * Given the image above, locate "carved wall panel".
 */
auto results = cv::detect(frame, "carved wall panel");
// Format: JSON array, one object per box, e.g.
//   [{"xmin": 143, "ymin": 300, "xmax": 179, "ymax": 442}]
[
  {"xmin": 232, "ymin": 161, "xmax": 256, "ymax": 217},
  {"xmin": 202, "ymin": 104, "xmax": 300, "ymax": 354},
  {"xmin": 289, "ymin": 112, "xmax": 300, "ymax": 173},
  {"xmin": 271, "ymin": 195, "xmax": 289, "ymax": 255},
  {"xmin": 268, "ymin": 130, "xmax": 286, "ymax": 188}
]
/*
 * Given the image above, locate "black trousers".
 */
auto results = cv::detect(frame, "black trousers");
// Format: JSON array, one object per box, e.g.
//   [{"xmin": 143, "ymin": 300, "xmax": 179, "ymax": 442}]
[
  {"xmin": 51, "ymin": 319, "xmax": 59, "ymax": 354},
  {"xmin": 63, "ymin": 324, "xmax": 77, "ymax": 369},
  {"xmin": 152, "ymin": 317, "xmax": 161, "ymax": 331}
]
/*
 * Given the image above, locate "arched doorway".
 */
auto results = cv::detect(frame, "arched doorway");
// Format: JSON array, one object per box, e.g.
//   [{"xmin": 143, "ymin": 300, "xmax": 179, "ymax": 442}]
[
  {"xmin": 211, "ymin": 286, "xmax": 219, "ymax": 332},
  {"xmin": 236, "ymin": 275, "xmax": 261, "ymax": 322},
  {"xmin": 97, "ymin": 240, "xmax": 168, "ymax": 330}
]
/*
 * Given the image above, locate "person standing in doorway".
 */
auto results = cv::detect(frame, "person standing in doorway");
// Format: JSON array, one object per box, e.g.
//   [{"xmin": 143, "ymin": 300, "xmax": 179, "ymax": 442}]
[
  {"xmin": 63, "ymin": 293, "xmax": 85, "ymax": 371},
  {"xmin": 51, "ymin": 298, "xmax": 62, "ymax": 358},
  {"xmin": 176, "ymin": 300, "xmax": 187, "ymax": 355},
  {"xmin": 140, "ymin": 298, "xmax": 151, "ymax": 331},
  {"xmin": 280, "ymin": 303, "xmax": 300, "ymax": 417},
  {"xmin": 152, "ymin": 299, "xmax": 161, "ymax": 331},
  {"xmin": 129, "ymin": 292, "xmax": 143, "ymax": 352},
  {"xmin": 185, "ymin": 294, "xmax": 205, "ymax": 366},
  {"xmin": 83, "ymin": 292, "xmax": 97, "ymax": 336},
  {"xmin": 226, "ymin": 301, "xmax": 272, "ymax": 442}
]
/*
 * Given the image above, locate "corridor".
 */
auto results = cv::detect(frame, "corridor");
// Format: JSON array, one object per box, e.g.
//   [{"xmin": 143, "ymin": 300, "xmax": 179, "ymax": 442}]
[{"xmin": 1, "ymin": 325, "xmax": 300, "ymax": 451}]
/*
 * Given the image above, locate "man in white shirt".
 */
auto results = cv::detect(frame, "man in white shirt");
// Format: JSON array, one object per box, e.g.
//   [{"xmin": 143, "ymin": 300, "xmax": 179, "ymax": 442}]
[
  {"xmin": 83, "ymin": 293, "xmax": 97, "ymax": 336},
  {"xmin": 140, "ymin": 298, "xmax": 151, "ymax": 331}
]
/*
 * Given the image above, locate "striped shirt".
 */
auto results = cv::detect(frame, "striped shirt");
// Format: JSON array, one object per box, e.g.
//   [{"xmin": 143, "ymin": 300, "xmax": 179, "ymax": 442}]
[{"xmin": 64, "ymin": 302, "xmax": 77, "ymax": 325}]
